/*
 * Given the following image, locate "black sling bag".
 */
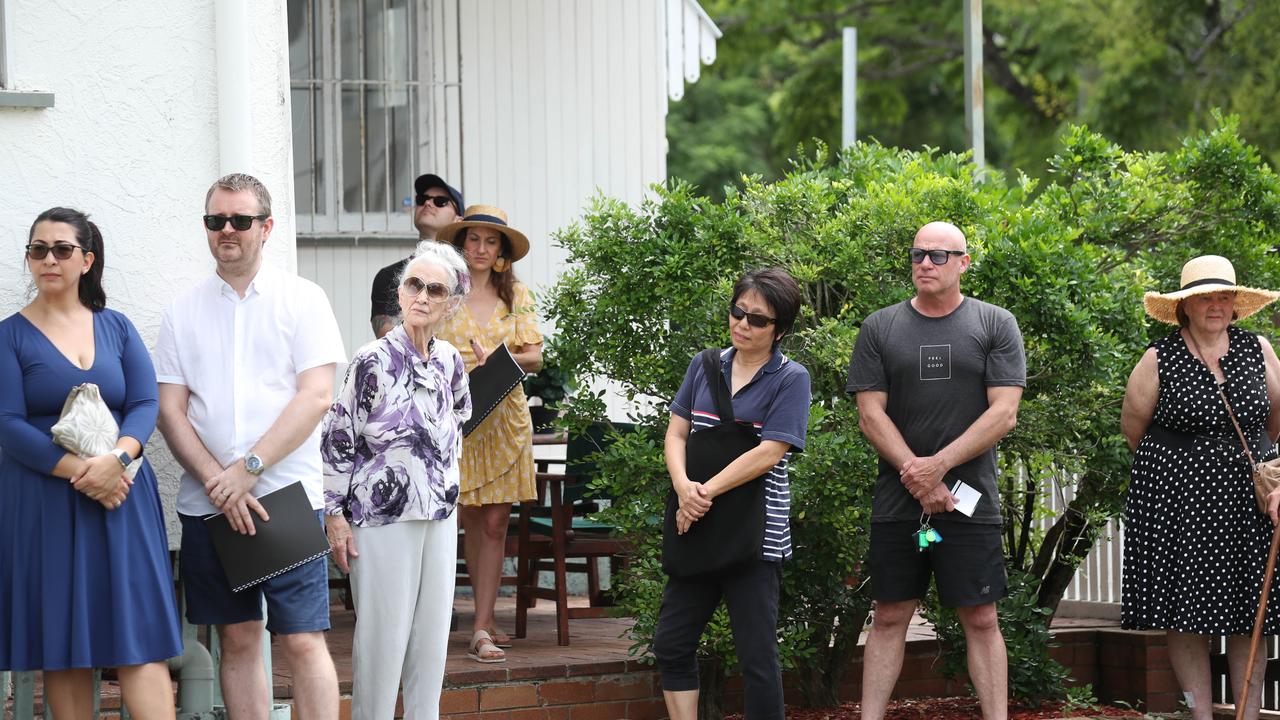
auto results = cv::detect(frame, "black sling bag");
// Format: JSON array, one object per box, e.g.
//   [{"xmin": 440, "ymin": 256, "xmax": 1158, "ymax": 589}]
[{"xmin": 661, "ymin": 348, "xmax": 767, "ymax": 578}]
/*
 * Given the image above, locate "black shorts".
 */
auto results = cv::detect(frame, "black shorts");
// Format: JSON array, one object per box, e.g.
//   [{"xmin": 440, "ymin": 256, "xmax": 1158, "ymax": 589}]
[{"xmin": 869, "ymin": 518, "xmax": 1007, "ymax": 607}]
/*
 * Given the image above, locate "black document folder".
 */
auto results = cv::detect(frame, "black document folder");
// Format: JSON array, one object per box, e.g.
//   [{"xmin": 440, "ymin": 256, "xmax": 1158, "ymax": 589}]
[
  {"xmin": 204, "ymin": 481, "xmax": 331, "ymax": 592},
  {"xmin": 463, "ymin": 343, "xmax": 526, "ymax": 437}
]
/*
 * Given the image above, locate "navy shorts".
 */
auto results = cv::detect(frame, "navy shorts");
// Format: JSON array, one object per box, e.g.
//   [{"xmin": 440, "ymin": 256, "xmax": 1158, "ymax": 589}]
[
  {"xmin": 869, "ymin": 518, "xmax": 1007, "ymax": 607},
  {"xmin": 178, "ymin": 511, "xmax": 331, "ymax": 635}
]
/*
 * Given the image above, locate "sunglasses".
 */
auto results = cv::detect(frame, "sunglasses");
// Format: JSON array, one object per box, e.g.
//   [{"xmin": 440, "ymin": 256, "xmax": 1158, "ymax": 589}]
[
  {"xmin": 26, "ymin": 243, "xmax": 84, "ymax": 261},
  {"xmin": 909, "ymin": 248, "xmax": 966, "ymax": 265},
  {"xmin": 402, "ymin": 276, "xmax": 452, "ymax": 302},
  {"xmin": 729, "ymin": 304, "xmax": 776, "ymax": 328},
  {"xmin": 203, "ymin": 214, "xmax": 269, "ymax": 232},
  {"xmin": 415, "ymin": 194, "xmax": 454, "ymax": 209}
]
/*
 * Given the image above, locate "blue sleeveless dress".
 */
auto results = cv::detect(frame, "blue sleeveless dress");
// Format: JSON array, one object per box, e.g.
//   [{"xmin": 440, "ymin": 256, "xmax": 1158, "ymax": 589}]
[{"xmin": 0, "ymin": 309, "xmax": 182, "ymax": 670}]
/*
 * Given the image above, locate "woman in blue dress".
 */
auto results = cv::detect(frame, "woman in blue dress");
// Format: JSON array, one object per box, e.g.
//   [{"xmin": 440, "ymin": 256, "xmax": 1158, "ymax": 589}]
[{"xmin": 0, "ymin": 208, "xmax": 181, "ymax": 719}]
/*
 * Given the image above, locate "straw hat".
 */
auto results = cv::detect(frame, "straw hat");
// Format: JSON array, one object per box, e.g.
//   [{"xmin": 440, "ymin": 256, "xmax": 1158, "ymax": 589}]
[
  {"xmin": 440, "ymin": 205, "xmax": 530, "ymax": 263},
  {"xmin": 1143, "ymin": 255, "xmax": 1280, "ymax": 324}
]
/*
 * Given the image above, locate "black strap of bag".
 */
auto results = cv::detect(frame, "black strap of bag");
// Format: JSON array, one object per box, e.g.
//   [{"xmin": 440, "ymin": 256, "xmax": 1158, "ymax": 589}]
[
  {"xmin": 702, "ymin": 349, "xmax": 737, "ymax": 435},
  {"xmin": 661, "ymin": 349, "xmax": 769, "ymax": 578}
]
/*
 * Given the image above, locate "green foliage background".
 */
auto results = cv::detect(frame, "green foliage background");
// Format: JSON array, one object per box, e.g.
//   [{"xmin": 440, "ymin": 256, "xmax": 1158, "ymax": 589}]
[
  {"xmin": 670, "ymin": 0, "xmax": 1280, "ymax": 200},
  {"xmin": 544, "ymin": 117, "xmax": 1280, "ymax": 710}
]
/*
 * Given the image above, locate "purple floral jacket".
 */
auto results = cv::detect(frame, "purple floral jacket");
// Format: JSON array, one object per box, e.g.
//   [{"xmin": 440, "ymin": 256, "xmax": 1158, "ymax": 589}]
[{"xmin": 322, "ymin": 325, "xmax": 471, "ymax": 526}]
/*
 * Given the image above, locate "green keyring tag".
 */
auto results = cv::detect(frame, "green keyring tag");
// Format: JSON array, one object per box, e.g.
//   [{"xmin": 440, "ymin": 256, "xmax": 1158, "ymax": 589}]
[
  {"xmin": 926, "ymin": 529, "xmax": 941, "ymax": 543},
  {"xmin": 916, "ymin": 531, "xmax": 930, "ymax": 549}
]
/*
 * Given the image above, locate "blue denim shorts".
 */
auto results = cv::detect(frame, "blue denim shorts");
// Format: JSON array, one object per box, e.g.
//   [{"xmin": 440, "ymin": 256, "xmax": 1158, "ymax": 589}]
[{"xmin": 178, "ymin": 511, "xmax": 331, "ymax": 635}]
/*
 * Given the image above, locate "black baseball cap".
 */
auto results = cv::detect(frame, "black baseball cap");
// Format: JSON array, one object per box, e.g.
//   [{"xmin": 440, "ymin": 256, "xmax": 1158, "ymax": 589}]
[{"xmin": 414, "ymin": 174, "xmax": 464, "ymax": 212}]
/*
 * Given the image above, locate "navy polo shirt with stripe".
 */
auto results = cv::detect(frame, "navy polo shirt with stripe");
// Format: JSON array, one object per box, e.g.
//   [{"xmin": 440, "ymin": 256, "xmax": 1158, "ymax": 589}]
[{"xmin": 669, "ymin": 347, "xmax": 812, "ymax": 561}]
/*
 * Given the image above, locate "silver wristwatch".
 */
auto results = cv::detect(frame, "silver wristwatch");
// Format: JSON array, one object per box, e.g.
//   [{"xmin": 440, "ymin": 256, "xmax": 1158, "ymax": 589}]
[
  {"xmin": 244, "ymin": 452, "xmax": 266, "ymax": 476},
  {"xmin": 110, "ymin": 448, "xmax": 132, "ymax": 468}
]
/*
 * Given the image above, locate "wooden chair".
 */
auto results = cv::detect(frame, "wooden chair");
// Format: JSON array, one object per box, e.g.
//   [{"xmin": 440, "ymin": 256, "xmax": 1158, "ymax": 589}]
[{"xmin": 514, "ymin": 422, "xmax": 633, "ymax": 645}]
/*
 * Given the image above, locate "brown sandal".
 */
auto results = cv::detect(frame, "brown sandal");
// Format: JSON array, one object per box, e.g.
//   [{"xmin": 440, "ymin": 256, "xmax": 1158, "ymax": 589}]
[{"xmin": 467, "ymin": 630, "xmax": 506, "ymax": 663}]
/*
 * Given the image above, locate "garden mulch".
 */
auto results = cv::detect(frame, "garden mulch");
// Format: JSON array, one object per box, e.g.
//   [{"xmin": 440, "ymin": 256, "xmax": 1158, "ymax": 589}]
[{"xmin": 727, "ymin": 696, "xmax": 1146, "ymax": 719}]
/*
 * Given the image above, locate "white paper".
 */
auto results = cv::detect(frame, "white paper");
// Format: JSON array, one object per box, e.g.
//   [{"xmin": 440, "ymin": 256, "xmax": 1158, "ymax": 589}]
[{"xmin": 950, "ymin": 479, "xmax": 980, "ymax": 517}]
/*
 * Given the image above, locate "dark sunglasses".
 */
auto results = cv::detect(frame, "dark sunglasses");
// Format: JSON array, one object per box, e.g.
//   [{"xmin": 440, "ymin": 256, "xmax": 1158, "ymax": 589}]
[
  {"xmin": 415, "ymin": 194, "xmax": 454, "ymax": 209},
  {"xmin": 26, "ymin": 243, "xmax": 84, "ymax": 261},
  {"xmin": 203, "ymin": 214, "xmax": 269, "ymax": 231},
  {"xmin": 402, "ymin": 276, "xmax": 452, "ymax": 302},
  {"xmin": 909, "ymin": 247, "xmax": 966, "ymax": 265},
  {"xmin": 729, "ymin": 304, "xmax": 776, "ymax": 328}
]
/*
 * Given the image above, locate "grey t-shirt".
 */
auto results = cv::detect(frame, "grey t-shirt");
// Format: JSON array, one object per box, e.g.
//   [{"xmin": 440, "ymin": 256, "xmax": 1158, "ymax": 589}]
[{"xmin": 846, "ymin": 297, "xmax": 1026, "ymax": 524}]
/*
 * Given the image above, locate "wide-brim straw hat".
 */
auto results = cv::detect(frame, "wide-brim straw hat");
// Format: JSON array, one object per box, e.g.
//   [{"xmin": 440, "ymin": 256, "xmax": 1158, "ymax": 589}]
[
  {"xmin": 1143, "ymin": 254, "xmax": 1280, "ymax": 324},
  {"xmin": 440, "ymin": 205, "xmax": 530, "ymax": 263}
]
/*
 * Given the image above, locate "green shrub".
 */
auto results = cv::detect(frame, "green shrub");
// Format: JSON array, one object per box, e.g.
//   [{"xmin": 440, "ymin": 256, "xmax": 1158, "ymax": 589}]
[
  {"xmin": 544, "ymin": 116, "xmax": 1280, "ymax": 715},
  {"xmin": 923, "ymin": 570, "xmax": 1067, "ymax": 706},
  {"xmin": 523, "ymin": 339, "xmax": 575, "ymax": 405}
]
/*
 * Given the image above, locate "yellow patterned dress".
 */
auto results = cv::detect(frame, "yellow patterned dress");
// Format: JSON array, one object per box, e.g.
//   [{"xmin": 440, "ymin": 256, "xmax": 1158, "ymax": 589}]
[{"xmin": 438, "ymin": 281, "xmax": 542, "ymax": 506}]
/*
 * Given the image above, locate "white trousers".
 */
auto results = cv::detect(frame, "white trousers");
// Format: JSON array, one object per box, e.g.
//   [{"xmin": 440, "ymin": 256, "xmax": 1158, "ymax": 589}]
[{"xmin": 349, "ymin": 512, "xmax": 458, "ymax": 720}]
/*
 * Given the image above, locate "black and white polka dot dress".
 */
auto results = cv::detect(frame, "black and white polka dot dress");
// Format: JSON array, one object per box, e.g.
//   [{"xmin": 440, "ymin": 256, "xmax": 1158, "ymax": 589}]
[{"xmin": 1122, "ymin": 326, "xmax": 1279, "ymax": 635}]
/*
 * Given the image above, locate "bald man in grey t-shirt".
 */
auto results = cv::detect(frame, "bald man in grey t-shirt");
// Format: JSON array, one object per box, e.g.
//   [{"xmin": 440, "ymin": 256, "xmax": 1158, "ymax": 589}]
[{"xmin": 847, "ymin": 222, "xmax": 1025, "ymax": 720}]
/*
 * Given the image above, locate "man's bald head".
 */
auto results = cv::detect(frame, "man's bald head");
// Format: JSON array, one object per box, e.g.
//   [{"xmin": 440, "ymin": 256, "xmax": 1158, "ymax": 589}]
[
  {"xmin": 909, "ymin": 220, "xmax": 970, "ymax": 302},
  {"xmin": 915, "ymin": 221, "xmax": 967, "ymax": 252}
]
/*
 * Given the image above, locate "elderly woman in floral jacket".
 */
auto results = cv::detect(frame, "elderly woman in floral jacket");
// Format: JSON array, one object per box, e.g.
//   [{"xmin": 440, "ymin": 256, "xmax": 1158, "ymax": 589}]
[{"xmin": 321, "ymin": 240, "xmax": 472, "ymax": 720}]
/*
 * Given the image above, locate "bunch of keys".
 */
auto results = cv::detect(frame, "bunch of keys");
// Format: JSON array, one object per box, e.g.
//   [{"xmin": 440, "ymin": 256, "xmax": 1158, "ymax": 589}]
[{"xmin": 914, "ymin": 515, "xmax": 942, "ymax": 552}]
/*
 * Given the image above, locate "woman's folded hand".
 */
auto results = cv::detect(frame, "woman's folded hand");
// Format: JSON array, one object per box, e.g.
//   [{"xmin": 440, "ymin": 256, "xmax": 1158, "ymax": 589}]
[
  {"xmin": 678, "ymin": 479, "xmax": 712, "ymax": 519},
  {"xmin": 70, "ymin": 454, "xmax": 131, "ymax": 509}
]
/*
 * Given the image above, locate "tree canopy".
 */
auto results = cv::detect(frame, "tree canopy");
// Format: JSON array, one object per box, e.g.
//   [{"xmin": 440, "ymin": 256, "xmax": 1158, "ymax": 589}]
[{"xmin": 670, "ymin": 0, "xmax": 1280, "ymax": 199}]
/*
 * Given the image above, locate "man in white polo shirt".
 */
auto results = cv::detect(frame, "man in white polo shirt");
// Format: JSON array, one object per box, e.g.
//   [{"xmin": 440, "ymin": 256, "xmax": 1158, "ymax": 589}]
[{"xmin": 155, "ymin": 173, "xmax": 345, "ymax": 720}]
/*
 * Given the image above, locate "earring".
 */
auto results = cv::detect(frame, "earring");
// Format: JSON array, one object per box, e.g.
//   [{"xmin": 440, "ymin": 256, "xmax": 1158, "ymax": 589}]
[{"xmin": 493, "ymin": 257, "xmax": 508, "ymax": 273}]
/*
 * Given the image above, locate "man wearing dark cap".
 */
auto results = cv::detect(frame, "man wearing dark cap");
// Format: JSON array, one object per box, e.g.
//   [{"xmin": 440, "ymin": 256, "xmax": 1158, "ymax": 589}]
[{"xmin": 369, "ymin": 173, "xmax": 464, "ymax": 338}]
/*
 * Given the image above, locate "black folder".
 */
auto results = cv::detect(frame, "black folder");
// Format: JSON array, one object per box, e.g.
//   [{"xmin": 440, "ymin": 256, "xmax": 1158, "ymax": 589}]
[
  {"xmin": 463, "ymin": 343, "xmax": 527, "ymax": 437},
  {"xmin": 204, "ymin": 481, "xmax": 332, "ymax": 592}
]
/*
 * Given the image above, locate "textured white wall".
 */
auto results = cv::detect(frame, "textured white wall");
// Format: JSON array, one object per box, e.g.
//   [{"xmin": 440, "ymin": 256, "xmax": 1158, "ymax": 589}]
[{"xmin": 0, "ymin": 0, "xmax": 298, "ymax": 540}]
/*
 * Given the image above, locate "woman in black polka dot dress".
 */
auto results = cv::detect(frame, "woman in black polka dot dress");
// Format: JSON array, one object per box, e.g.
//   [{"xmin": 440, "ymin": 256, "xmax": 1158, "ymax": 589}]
[{"xmin": 1121, "ymin": 255, "xmax": 1280, "ymax": 720}]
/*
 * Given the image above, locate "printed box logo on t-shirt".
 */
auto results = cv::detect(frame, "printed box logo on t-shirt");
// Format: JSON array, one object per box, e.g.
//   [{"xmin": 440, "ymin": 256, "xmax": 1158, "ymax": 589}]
[{"xmin": 919, "ymin": 344, "xmax": 951, "ymax": 381}]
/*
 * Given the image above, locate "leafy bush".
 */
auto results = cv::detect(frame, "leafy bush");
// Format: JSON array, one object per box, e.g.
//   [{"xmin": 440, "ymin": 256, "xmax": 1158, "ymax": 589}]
[
  {"xmin": 523, "ymin": 340, "xmax": 575, "ymax": 405},
  {"xmin": 923, "ymin": 570, "xmax": 1067, "ymax": 706},
  {"xmin": 544, "ymin": 116, "xmax": 1280, "ymax": 715}
]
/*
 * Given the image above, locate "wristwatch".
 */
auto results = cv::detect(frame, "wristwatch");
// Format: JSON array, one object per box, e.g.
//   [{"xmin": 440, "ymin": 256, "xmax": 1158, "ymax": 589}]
[
  {"xmin": 110, "ymin": 448, "xmax": 132, "ymax": 468},
  {"xmin": 244, "ymin": 452, "xmax": 266, "ymax": 476}
]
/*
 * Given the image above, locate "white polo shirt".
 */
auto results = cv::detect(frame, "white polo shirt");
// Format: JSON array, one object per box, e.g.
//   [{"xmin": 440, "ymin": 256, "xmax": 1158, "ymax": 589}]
[{"xmin": 154, "ymin": 265, "xmax": 347, "ymax": 516}]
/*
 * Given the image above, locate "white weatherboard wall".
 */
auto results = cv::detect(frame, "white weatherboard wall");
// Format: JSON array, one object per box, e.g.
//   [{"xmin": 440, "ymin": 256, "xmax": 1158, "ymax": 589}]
[
  {"xmin": 0, "ymin": 0, "xmax": 298, "ymax": 539},
  {"xmin": 297, "ymin": 239, "xmax": 420, "ymax": 354},
  {"xmin": 456, "ymin": 0, "xmax": 668, "ymax": 306}
]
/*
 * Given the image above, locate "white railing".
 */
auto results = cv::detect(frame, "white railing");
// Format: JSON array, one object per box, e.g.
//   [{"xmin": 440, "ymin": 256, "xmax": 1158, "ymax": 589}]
[{"xmin": 1037, "ymin": 470, "xmax": 1124, "ymax": 618}]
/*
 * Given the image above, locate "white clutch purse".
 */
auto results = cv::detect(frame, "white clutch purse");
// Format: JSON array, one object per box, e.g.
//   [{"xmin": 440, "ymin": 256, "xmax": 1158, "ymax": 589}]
[{"xmin": 51, "ymin": 383, "xmax": 143, "ymax": 480}]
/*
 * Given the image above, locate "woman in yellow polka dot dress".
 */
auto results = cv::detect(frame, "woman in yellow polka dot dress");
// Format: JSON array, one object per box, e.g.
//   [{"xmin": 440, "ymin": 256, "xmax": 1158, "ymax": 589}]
[{"xmin": 438, "ymin": 205, "xmax": 542, "ymax": 664}]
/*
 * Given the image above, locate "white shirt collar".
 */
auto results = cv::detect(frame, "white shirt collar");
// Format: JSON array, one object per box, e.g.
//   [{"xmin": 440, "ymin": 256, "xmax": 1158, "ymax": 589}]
[{"xmin": 216, "ymin": 263, "xmax": 275, "ymax": 300}]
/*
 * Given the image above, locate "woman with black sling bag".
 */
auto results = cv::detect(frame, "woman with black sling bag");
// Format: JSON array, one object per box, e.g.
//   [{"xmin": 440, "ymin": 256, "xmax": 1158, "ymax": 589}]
[{"xmin": 653, "ymin": 268, "xmax": 812, "ymax": 720}]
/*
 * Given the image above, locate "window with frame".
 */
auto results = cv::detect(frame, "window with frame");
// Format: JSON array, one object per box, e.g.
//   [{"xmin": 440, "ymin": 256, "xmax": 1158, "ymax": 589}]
[
  {"xmin": 0, "ymin": 0, "xmax": 10, "ymax": 90},
  {"xmin": 288, "ymin": 0, "xmax": 432, "ymax": 236}
]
